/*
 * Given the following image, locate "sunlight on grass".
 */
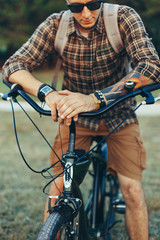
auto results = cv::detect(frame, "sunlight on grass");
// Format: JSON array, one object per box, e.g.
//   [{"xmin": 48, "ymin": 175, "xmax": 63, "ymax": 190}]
[{"xmin": 0, "ymin": 111, "xmax": 160, "ymax": 239}]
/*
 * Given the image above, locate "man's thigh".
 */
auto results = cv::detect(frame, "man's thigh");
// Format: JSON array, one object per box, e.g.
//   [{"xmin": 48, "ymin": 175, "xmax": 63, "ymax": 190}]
[{"xmin": 106, "ymin": 123, "xmax": 146, "ymax": 180}]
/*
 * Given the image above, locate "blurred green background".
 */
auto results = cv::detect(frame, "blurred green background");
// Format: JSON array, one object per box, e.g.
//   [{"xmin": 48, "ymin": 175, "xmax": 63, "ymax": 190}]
[{"xmin": 0, "ymin": 0, "xmax": 160, "ymax": 68}]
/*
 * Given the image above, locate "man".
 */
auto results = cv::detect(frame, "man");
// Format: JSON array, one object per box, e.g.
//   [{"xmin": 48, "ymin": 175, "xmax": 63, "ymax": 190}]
[{"xmin": 2, "ymin": 0, "xmax": 160, "ymax": 239}]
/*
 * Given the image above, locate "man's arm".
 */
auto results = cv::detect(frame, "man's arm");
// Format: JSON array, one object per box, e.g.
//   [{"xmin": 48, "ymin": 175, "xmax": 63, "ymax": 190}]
[
  {"xmin": 9, "ymin": 70, "xmax": 43, "ymax": 97},
  {"xmin": 2, "ymin": 13, "xmax": 65, "ymax": 122},
  {"xmin": 101, "ymin": 72, "xmax": 154, "ymax": 105},
  {"xmin": 8, "ymin": 70, "xmax": 63, "ymax": 122},
  {"xmin": 56, "ymin": 72, "xmax": 153, "ymax": 123}
]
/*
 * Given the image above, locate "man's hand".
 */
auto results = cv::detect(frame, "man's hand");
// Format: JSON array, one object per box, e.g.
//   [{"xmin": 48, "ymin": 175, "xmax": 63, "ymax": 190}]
[
  {"xmin": 57, "ymin": 90, "xmax": 97, "ymax": 126},
  {"xmin": 45, "ymin": 91, "xmax": 65, "ymax": 123}
]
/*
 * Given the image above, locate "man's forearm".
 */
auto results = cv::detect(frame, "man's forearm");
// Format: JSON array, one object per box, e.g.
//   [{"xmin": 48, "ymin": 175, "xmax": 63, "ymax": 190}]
[
  {"xmin": 8, "ymin": 70, "xmax": 44, "ymax": 97},
  {"xmin": 101, "ymin": 72, "xmax": 154, "ymax": 105}
]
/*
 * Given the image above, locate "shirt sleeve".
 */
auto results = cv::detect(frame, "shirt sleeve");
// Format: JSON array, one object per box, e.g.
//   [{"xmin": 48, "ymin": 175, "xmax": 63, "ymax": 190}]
[
  {"xmin": 119, "ymin": 6, "xmax": 160, "ymax": 82},
  {"xmin": 2, "ymin": 13, "xmax": 61, "ymax": 81}
]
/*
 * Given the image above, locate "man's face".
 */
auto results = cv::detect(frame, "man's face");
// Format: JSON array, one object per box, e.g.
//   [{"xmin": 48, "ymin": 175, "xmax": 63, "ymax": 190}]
[{"xmin": 66, "ymin": 0, "xmax": 101, "ymax": 32}]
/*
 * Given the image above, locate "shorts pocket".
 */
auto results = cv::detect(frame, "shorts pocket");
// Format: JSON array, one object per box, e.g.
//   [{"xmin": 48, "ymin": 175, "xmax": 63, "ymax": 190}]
[{"xmin": 136, "ymin": 136, "xmax": 146, "ymax": 169}]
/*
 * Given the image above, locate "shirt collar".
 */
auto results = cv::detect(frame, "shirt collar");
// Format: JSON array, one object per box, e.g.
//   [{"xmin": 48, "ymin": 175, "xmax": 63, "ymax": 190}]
[{"xmin": 66, "ymin": 4, "xmax": 104, "ymax": 37}]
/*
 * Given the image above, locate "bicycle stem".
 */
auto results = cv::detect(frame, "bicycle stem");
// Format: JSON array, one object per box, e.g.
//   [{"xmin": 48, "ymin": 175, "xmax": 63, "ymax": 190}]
[
  {"xmin": 68, "ymin": 120, "xmax": 76, "ymax": 153},
  {"xmin": 62, "ymin": 120, "xmax": 77, "ymax": 195}
]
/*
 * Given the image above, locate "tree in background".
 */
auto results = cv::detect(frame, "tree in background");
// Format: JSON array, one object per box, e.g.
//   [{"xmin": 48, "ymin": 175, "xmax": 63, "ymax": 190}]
[
  {"xmin": 0, "ymin": 0, "xmax": 67, "ymax": 65},
  {"xmin": 0, "ymin": 0, "xmax": 160, "ymax": 66}
]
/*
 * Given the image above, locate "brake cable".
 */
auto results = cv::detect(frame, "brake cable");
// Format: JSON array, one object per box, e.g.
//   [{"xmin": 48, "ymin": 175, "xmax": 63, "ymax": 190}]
[{"xmin": 9, "ymin": 98, "xmax": 62, "ymax": 178}]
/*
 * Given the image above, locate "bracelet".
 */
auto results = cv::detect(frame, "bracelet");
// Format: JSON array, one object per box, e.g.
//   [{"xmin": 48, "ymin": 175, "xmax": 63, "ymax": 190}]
[{"xmin": 94, "ymin": 90, "xmax": 106, "ymax": 109}]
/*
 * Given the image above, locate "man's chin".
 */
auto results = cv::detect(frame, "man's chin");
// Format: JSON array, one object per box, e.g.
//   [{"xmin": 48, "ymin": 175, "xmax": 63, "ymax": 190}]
[
  {"xmin": 81, "ymin": 24, "xmax": 94, "ymax": 30},
  {"xmin": 78, "ymin": 21, "xmax": 97, "ymax": 31}
]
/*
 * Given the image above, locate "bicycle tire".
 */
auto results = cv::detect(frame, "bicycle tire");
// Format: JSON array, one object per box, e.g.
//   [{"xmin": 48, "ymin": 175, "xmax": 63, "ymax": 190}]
[
  {"xmin": 36, "ymin": 204, "xmax": 74, "ymax": 240},
  {"xmin": 91, "ymin": 154, "xmax": 106, "ymax": 227},
  {"xmin": 85, "ymin": 145, "xmax": 120, "ymax": 239},
  {"xmin": 91, "ymin": 169, "xmax": 119, "ymax": 239}
]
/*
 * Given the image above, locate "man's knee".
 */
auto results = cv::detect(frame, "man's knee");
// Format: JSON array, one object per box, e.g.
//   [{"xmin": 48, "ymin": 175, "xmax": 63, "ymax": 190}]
[{"xmin": 118, "ymin": 173, "xmax": 146, "ymax": 209}]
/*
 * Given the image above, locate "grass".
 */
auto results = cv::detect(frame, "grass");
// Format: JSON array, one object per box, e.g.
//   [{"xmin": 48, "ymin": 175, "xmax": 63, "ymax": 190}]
[
  {"xmin": 0, "ymin": 108, "xmax": 160, "ymax": 239},
  {"xmin": 0, "ymin": 110, "xmax": 59, "ymax": 240}
]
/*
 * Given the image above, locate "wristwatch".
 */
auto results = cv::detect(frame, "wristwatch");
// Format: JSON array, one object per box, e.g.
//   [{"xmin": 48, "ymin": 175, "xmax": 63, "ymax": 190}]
[{"xmin": 38, "ymin": 84, "xmax": 56, "ymax": 102}]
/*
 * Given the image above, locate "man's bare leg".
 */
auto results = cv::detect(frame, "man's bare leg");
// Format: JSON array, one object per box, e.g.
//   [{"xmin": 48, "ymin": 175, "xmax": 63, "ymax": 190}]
[{"xmin": 118, "ymin": 173, "xmax": 148, "ymax": 240}]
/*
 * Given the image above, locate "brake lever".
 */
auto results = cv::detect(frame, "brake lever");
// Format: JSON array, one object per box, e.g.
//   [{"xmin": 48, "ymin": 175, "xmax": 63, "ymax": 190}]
[
  {"xmin": 141, "ymin": 88, "xmax": 155, "ymax": 105},
  {"xmin": 142, "ymin": 95, "xmax": 160, "ymax": 105},
  {"xmin": 2, "ymin": 84, "xmax": 22, "ymax": 101}
]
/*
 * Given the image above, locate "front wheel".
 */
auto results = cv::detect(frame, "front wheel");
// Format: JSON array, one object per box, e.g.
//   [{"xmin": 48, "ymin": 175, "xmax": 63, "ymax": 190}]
[{"xmin": 36, "ymin": 204, "xmax": 75, "ymax": 240}]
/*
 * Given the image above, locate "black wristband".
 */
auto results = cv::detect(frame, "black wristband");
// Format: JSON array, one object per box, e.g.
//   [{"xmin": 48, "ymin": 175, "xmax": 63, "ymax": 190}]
[
  {"xmin": 38, "ymin": 84, "xmax": 56, "ymax": 102},
  {"xmin": 94, "ymin": 90, "xmax": 106, "ymax": 108}
]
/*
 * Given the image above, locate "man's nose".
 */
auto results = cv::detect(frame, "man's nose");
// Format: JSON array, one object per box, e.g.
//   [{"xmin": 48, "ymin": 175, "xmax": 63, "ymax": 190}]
[{"xmin": 82, "ymin": 6, "xmax": 91, "ymax": 18}]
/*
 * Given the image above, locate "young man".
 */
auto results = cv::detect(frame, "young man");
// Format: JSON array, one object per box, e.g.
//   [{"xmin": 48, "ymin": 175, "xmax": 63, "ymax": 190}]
[{"xmin": 2, "ymin": 0, "xmax": 160, "ymax": 239}]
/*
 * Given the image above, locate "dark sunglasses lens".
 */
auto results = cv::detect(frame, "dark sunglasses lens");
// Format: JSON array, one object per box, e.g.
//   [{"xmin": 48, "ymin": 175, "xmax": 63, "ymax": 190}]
[
  {"xmin": 87, "ymin": 1, "xmax": 101, "ymax": 11},
  {"xmin": 68, "ymin": 1, "xmax": 102, "ymax": 13},
  {"xmin": 68, "ymin": 4, "xmax": 83, "ymax": 13}
]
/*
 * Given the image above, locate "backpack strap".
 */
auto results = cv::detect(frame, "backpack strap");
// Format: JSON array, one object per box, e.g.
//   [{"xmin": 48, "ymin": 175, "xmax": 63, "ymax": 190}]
[
  {"xmin": 103, "ymin": 3, "xmax": 124, "ymax": 54},
  {"xmin": 103, "ymin": 3, "xmax": 130, "ymax": 74},
  {"xmin": 52, "ymin": 10, "xmax": 70, "ymax": 88},
  {"xmin": 54, "ymin": 10, "xmax": 70, "ymax": 55}
]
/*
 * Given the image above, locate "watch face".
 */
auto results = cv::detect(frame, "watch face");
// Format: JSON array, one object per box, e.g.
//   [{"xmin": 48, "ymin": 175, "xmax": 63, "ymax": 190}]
[{"xmin": 41, "ymin": 86, "xmax": 52, "ymax": 95}]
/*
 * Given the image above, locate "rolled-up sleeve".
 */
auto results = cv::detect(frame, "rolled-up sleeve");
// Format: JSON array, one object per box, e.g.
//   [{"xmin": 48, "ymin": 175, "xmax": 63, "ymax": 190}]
[
  {"xmin": 119, "ymin": 6, "xmax": 160, "ymax": 82},
  {"xmin": 2, "ymin": 13, "xmax": 60, "ymax": 81}
]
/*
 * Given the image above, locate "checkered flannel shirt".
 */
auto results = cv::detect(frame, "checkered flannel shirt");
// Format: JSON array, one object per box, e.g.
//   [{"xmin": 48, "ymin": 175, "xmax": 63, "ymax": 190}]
[{"xmin": 2, "ymin": 4, "xmax": 160, "ymax": 131}]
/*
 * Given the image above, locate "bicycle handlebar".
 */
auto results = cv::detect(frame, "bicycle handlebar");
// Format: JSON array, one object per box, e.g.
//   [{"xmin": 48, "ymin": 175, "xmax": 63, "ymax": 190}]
[{"xmin": 2, "ymin": 80, "xmax": 160, "ymax": 117}]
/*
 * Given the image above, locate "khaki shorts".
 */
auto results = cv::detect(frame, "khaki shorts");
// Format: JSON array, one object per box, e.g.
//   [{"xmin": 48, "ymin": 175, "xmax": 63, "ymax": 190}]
[{"xmin": 50, "ymin": 121, "xmax": 146, "ymax": 181}]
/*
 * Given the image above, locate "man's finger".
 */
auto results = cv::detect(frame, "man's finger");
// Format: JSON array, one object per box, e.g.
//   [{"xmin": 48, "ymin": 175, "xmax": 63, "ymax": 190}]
[
  {"xmin": 66, "ymin": 118, "xmax": 72, "ymax": 126},
  {"xmin": 51, "ymin": 107, "xmax": 58, "ymax": 122},
  {"xmin": 73, "ymin": 114, "xmax": 78, "ymax": 122}
]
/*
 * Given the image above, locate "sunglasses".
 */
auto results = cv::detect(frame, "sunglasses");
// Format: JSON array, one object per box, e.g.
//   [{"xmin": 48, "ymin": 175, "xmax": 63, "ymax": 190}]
[{"xmin": 67, "ymin": 0, "xmax": 102, "ymax": 13}]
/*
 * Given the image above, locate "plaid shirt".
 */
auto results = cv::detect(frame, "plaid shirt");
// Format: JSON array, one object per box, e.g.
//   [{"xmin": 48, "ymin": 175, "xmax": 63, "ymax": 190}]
[{"xmin": 2, "ymin": 4, "xmax": 160, "ymax": 131}]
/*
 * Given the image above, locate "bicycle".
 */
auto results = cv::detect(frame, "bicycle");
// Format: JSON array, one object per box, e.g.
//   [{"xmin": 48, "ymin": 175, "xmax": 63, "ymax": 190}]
[{"xmin": 1, "ymin": 80, "xmax": 160, "ymax": 240}]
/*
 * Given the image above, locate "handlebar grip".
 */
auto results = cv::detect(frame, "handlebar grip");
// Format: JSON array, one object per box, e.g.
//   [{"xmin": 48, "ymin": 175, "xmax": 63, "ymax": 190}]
[
  {"xmin": 2, "ymin": 82, "xmax": 23, "ymax": 101},
  {"xmin": 3, "ymin": 79, "xmax": 51, "ymax": 116},
  {"xmin": 3, "ymin": 80, "xmax": 13, "ymax": 88}
]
